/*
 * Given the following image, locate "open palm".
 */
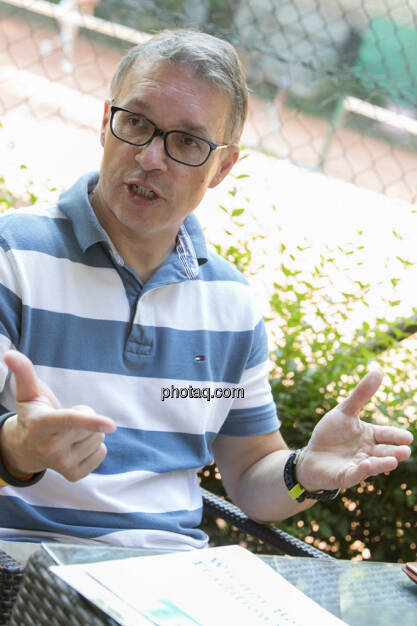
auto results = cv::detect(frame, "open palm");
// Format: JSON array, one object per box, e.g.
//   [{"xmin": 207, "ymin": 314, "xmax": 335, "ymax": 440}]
[{"xmin": 296, "ymin": 371, "xmax": 413, "ymax": 492}]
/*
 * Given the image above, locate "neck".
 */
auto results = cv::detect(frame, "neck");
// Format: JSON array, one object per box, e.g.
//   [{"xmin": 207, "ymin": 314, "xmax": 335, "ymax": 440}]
[
  {"xmin": 115, "ymin": 234, "xmax": 175, "ymax": 283},
  {"xmin": 89, "ymin": 190, "xmax": 176, "ymax": 283}
]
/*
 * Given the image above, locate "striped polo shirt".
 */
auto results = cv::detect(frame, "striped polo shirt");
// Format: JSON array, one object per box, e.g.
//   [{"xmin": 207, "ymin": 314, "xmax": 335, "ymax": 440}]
[{"xmin": 0, "ymin": 172, "xmax": 279, "ymax": 549}]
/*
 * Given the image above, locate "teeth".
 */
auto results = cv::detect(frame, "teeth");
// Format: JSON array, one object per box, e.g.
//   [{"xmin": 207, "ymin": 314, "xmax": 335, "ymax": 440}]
[{"xmin": 131, "ymin": 184, "xmax": 156, "ymax": 199}]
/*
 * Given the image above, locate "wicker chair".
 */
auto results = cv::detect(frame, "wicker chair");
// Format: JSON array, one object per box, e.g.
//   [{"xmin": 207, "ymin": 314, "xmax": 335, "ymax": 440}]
[
  {"xmin": 2, "ymin": 489, "xmax": 331, "ymax": 624},
  {"xmin": 0, "ymin": 551, "xmax": 24, "ymax": 626},
  {"xmin": 201, "ymin": 488, "xmax": 332, "ymax": 560},
  {"xmin": 7, "ymin": 549, "xmax": 117, "ymax": 626}
]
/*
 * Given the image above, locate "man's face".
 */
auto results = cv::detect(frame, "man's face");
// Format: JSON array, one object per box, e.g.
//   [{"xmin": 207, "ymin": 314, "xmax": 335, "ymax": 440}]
[{"xmin": 94, "ymin": 59, "xmax": 239, "ymax": 244}]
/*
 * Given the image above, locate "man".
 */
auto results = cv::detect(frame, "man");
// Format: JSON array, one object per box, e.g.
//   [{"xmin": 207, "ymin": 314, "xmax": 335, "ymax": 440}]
[{"xmin": 0, "ymin": 30, "xmax": 412, "ymax": 549}]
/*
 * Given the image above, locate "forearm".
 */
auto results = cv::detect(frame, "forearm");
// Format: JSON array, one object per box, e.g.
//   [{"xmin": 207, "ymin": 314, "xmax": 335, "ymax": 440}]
[
  {"xmin": 215, "ymin": 371, "xmax": 414, "ymax": 524},
  {"xmin": 229, "ymin": 449, "xmax": 317, "ymax": 523}
]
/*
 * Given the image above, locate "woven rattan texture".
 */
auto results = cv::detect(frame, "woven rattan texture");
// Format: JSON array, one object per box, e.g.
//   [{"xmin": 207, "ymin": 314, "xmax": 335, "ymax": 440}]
[
  {"xmin": 5, "ymin": 489, "xmax": 331, "ymax": 624},
  {"xmin": 0, "ymin": 551, "xmax": 24, "ymax": 626},
  {"xmin": 201, "ymin": 488, "xmax": 333, "ymax": 560},
  {"xmin": 8, "ymin": 550, "xmax": 117, "ymax": 626}
]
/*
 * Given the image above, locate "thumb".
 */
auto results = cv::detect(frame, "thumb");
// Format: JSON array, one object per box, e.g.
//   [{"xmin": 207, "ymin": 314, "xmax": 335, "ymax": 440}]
[
  {"xmin": 4, "ymin": 350, "xmax": 60, "ymax": 407},
  {"xmin": 338, "ymin": 370, "xmax": 383, "ymax": 417}
]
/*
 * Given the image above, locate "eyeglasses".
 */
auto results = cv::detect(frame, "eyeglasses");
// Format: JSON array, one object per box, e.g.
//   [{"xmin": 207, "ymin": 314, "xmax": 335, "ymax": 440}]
[{"xmin": 109, "ymin": 105, "xmax": 229, "ymax": 167}]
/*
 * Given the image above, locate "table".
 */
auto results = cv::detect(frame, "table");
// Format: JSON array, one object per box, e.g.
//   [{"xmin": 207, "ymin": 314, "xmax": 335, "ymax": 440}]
[
  {"xmin": 269, "ymin": 555, "xmax": 417, "ymax": 626},
  {"xmin": 7, "ymin": 543, "xmax": 417, "ymax": 625}
]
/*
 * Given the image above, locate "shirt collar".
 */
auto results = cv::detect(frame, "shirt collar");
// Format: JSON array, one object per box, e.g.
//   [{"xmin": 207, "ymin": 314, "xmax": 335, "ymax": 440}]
[
  {"xmin": 57, "ymin": 172, "xmax": 108, "ymax": 252},
  {"xmin": 57, "ymin": 172, "xmax": 208, "ymax": 275}
]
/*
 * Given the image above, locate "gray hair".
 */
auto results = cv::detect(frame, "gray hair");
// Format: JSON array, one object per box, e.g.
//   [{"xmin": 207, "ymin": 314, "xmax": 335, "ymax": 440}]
[{"xmin": 110, "ymin": 30, "xmax": 248, "ymax": 142}]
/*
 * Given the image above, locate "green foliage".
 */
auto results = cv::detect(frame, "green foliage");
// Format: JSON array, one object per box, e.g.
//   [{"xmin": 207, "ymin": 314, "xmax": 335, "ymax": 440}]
[
  {"xmin": 0, "ymin": 176, "xmax": 15, "ymax": 213},
  {"xmin": 0, "ymin": 174, "xmax": 39, "ymax": 212},
  {"xmin": 3, "ymin": 161, "xmax": 415, "ymax": 562},
  {"xmin": 200, "ymin": 182, "xmax": 417, "ymax": 563}
]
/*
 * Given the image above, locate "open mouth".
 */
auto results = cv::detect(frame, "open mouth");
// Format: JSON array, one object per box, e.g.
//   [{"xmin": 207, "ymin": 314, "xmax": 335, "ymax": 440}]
[{"xmin": 128, "ymin": 183, "xmax": 157, "ymax": 199}]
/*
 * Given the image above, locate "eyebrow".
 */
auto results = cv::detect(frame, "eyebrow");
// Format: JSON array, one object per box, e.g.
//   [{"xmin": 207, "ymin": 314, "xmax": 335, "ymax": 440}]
[{"xmin": 121, "ymin": 98, "xmax": 210, "ymax": 137}]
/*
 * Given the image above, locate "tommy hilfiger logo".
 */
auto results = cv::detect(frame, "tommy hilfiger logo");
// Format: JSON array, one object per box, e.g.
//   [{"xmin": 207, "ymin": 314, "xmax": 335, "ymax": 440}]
[{"xmin": 194, "ymin": 355, "xmax": 205, "ymax": 362}]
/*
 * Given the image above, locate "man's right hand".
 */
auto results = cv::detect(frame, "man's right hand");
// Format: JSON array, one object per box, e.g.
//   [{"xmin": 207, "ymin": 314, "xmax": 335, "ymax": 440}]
[{"xmin": 1, "ymin": 350, "xmax": 116, "ymax": 482}]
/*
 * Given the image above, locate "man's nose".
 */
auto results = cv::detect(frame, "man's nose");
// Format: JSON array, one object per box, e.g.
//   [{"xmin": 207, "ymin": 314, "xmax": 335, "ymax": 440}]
[{"xmin": 134, "ymin": 135, "xmax": 168, "ymax": 171}]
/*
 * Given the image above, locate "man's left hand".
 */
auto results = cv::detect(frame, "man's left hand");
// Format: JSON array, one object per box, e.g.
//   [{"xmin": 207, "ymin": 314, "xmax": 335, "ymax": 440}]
[{"xmin": 296, "ymin": 371, "xmax": 414, "ymax": 492}]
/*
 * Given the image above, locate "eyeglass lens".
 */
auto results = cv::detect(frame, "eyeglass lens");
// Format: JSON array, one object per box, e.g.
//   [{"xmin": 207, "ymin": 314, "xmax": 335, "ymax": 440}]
[{"xmin": 111, "ymin": 109, "xmax": 211, "ymax": 166}]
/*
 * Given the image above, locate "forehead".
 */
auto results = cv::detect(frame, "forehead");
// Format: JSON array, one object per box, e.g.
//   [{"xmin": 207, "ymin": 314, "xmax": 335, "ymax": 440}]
[{"xmin": 116, "ymin": 58, "xmax": 231, "ymax": 138}]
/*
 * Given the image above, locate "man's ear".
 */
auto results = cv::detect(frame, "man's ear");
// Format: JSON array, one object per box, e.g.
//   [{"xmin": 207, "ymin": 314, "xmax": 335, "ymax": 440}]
[
  {"xmin": 100, "ymin": 100, "xmax": 111, "ymax": 147},
  {"xmin": 208, "ymin": 145, "xmax": 240, "ymax": 189}
]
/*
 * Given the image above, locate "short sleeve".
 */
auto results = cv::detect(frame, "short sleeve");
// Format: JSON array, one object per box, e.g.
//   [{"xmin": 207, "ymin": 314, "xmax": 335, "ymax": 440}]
[{"xmin": 219, "ymin": 318, "xmax": 279, "ymax": 437}]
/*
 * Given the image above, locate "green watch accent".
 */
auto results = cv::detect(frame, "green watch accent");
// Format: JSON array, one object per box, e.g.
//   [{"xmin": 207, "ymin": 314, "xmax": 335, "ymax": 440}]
[
  {"xmin": 284, "ymin": 449, "xmax": 340, "ymax": 503},
  {"xmin": 288, "ymin": 483, "xmax": 305, "ymax": 501}
]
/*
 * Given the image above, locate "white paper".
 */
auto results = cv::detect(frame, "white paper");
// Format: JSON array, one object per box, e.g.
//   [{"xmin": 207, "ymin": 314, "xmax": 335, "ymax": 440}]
[
  {"xmin": 51, "ymin": 545, "xmax": 346, "ymax": 625},
  {"xmin": 50, "ymin": 566, "xmax": 152, "ymax": 625}
]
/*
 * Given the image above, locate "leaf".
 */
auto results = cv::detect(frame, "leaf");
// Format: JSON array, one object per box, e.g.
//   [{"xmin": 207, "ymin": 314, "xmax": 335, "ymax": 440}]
[{"xmin": 396, "ymin": 256, "xmax": 414, "ymax": 267}]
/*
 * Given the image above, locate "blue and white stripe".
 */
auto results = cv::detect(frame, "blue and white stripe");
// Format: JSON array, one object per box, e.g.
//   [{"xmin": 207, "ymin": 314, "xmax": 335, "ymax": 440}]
[{"xmin": 0, "ymin": 172, "xmax": 279, "ymax": 549}]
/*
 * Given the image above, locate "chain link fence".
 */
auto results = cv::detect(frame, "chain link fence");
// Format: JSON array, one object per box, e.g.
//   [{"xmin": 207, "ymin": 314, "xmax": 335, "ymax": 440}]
[{"xmin": 1, "ymin": 0, "xmax": 416, "ymax": 202}]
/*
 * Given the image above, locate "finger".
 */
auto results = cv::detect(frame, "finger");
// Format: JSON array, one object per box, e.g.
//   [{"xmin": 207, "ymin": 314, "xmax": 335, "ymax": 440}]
[
  {"xmin": 370, "ymin": 444, "xmax": 412, "ymax": 462},
  {"xmin": 51, "ymin": 432, "xmax": 105, "ymax": 476},
  {"xmin": 71, "ymin": 405, "xmax": 97, "ymax": 415},
  {"xmin": 5, "ymin": 350, "xmax": 41, "ymax": 403},
  {"xmin": 66, "ymin": 407, "xmax": 99, "ymax": 441},
  {"xmin": 373, "ymin": 425, "xmax": 414, "ymax": 446},
  {"xmin": 70, "ymin": 426, "xmax": 105, "ymax": 444},
  {"xmin": 71, "ymin": 431, "xmax": 105, "ymax": 456},
  {"xmin": 65, "ymin": 443, "xmax": 108, "ymax": 482},
  {"xmin": 4, "ymin": 350, "xmax": 60, "ymax": 408},
  {"xmin": 339, "ymin": 370, "xmax": 383, "ymax": 417},
  {"xmin": 34, "ymin": 409, "xmax": 116, "ymax": 436},
  {"xmin": 344, "ymin": 456, "xmax": 398, "ymax": 487}
]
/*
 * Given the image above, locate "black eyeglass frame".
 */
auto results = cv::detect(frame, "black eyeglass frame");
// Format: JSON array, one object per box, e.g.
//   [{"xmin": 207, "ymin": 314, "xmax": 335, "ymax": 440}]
[{"xmin": 109, "ymin": 105, "xmax": 230, "ymax": 167}]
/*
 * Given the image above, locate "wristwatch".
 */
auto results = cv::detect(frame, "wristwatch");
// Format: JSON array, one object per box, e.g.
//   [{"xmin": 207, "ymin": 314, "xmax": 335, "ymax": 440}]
[
  {"xmin": 0, "ymin": 412, "xmax": 45, "ymax": 487},
  {"xmin": 284, "ymin": 449, "xmax": 340, "ymax": 503}
]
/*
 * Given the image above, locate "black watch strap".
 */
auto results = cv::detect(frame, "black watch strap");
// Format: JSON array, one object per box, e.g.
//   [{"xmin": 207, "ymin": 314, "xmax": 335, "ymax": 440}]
[
  {"xmin": 0, "ymin": 412, "xmax": 46, "ymax": 488},
  {"xmin": 284, "ymin": 449, "xmax": 340, "ymax": 503}
]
